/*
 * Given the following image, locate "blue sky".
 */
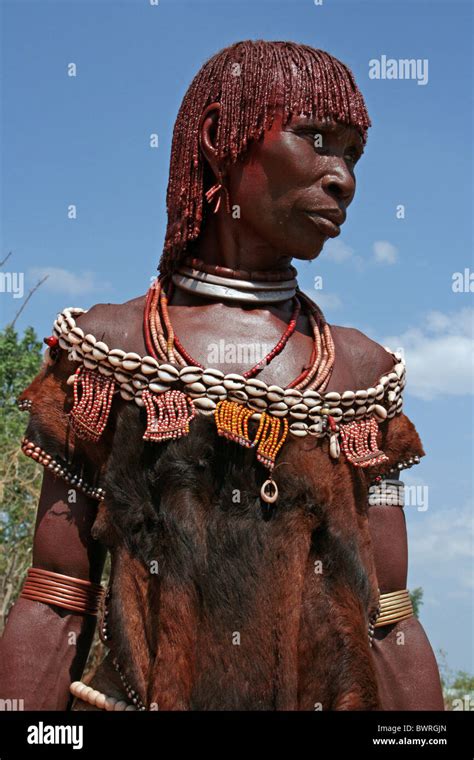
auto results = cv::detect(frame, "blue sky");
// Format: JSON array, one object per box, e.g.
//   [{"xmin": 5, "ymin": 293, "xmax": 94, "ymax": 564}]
[{"xmin": 1, "ymin": 0, "xmax": 473, "ymax": 674}]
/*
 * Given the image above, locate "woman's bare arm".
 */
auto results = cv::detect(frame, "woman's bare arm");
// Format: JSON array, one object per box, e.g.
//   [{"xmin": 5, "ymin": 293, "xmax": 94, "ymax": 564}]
[
  {"xmin": 368, "ymin": 503, "xmax": 444, "ymax": 710},
  {"xmin": 0, "ymin": 469, "xmax": 106, "ymax": 710}
]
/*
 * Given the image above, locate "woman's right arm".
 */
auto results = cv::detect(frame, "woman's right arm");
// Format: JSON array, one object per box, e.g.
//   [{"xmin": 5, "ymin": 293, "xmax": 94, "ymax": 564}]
[{"xmin": 0, "ymin": 468, "xmax": 106, "ymax": 710}]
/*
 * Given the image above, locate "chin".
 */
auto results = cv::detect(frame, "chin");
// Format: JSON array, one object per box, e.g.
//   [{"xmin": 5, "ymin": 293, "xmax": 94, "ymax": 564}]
[
  {"xmin": 290, "ymin": 244, "xmax": 324, "ymax": 263},
  {"xmin": 283, "ymin": 229, "xmax": 326, "ymax": 263}
]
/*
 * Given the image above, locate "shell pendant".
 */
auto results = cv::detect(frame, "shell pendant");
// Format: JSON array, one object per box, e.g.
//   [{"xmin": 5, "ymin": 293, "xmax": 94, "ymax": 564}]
[{"xmin": 260, "ymin": 478, "xmax": 279, "ymax": 504}]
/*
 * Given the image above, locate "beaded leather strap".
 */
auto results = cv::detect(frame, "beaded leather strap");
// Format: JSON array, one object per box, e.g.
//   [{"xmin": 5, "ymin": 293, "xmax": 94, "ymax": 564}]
[
  {"xmin": 374, "ymin": 589, "xmax": 414, "ymax": 628},
  {"xmin": 70, "ymin": 681, "xmax": 138, "ymax": 711},
  {"xmin": 20, "ymin": 436, "xmax": 106, "ymax": 501},
  {"xmin": 20, "ymin": 567, "xmax": 104, "ymax": 616},
  {"xmin": 51, "ymin": 306, "xmax": 407, "ymax": 425}
]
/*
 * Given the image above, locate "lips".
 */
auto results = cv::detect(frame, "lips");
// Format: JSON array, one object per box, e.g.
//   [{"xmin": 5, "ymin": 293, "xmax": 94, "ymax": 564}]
[
  {"xmin": 305, "ymin": 207, "xmax": 346, "ymax": 225},
  {"xmin": 304, "ymin": 209, "xmax": 344, "ymax": 237}
]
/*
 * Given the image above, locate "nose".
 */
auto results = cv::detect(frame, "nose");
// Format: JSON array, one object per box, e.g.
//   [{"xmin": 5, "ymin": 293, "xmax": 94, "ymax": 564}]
[{"xmin": 321, "ymin": 160, "xmax": 355, "ymax": 206}]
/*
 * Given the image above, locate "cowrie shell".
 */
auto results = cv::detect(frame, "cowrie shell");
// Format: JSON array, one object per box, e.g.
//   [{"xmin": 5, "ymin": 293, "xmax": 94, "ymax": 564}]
[
  {"xmin": 202, "ymin": 369, "xmax": 224, "ymax": 386},
  {"xmin": 122, "ymin": 352, "xmax": 142, "ymax": 372},
  {"xmin": 245, "ymin": 378, "xmax": 268, "ymax": 397},
  {"xmin": 157, "ymin": 363, "xmax": 179, "ymax": 382},
  {"xmin": 223, "ymin": 373, "xmax": 245, "ymax": 391},
  {"xmin": 92, "ymin": 341, "xmax": 109, "ymax": 361},
  {"xmin": 141, "ymin": 356, "xmax": 159, "ymax": 375},
  {"xmin": 194, "ymin": 396, "xmax": 216, "ymax": 413},
  {"xmin": 180, "ymin": 366, "xmax": 203, "ymax": 384},
  {"xmin": 267, "ymin": 385, "xmax": 284, "ymax": 403},
  {"xmin": 290, "ymin": 422, "xmax": 308, "ymax": 437},
  {"xmin": 108, "ymin": 348, "xmax": 126, "ymax": 367}
]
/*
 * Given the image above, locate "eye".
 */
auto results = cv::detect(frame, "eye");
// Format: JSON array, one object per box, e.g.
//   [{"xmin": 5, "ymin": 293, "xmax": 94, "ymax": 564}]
[
  {"xmin": 310, "ymin": 133, "xmax": 333, "ymax": 157},
  {"xmin": 294, "ymin": 127, "xmax": 328, "ymax": 151},
  {"xmin": 344, "ymin": 147, "xmax": 362, "ymax": 166}
]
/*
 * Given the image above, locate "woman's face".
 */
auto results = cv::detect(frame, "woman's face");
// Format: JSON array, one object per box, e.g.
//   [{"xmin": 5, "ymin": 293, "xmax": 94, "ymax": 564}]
[{"xmin": 225, "ymin": 108, "xmax": 364, "ymax": 262}]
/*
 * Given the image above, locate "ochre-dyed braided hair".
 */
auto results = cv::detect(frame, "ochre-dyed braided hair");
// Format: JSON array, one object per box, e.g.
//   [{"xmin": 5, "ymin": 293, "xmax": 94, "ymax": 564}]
[{"xmin": 158, "ymin": 40, "xmax": 371, "ymax": 277}]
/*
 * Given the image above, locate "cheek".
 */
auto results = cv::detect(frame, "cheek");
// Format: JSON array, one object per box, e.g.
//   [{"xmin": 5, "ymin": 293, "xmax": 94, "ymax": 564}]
[
  {"xmin": 231, "ymin": 161, "xmax": 268, "ymax": 207},
  {"xmin": 228, "ymin": 163, "xmax": 276, "ymax": 233},
  {"xmin": 229, "ymin": 134, "xmax": 310, "ymax": 220}
]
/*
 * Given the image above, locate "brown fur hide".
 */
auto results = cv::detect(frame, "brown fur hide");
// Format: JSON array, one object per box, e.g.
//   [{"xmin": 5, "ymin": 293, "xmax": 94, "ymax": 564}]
[
  {"xmin": 18, "ymin": 339, "xmax": 426, "ymax": 712},
  {"xmin": 91, "ymin": 401, "xmax": 384, "ymax": 711}
]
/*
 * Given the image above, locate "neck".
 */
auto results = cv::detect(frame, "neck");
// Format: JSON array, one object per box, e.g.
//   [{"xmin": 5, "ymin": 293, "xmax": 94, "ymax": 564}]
[
  {"xmin": 168, "ymin": 216, "xmax": 298, "ymax": 310},
  {"xmin": 168, "ymin": 286, "xmax": 297, "ymax": 316},
  {"xmin": 189, "ymin": 211, "xmax": 293, "ymax": 273}
]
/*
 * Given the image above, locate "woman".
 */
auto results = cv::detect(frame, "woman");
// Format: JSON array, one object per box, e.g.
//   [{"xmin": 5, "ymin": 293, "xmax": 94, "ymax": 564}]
[{"xmin": 0, "ymin": 40, "xmax": 444, "ymax": 710}]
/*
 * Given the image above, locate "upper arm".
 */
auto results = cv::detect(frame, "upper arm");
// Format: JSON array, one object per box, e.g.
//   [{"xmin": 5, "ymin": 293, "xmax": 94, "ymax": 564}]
[
  {"xmin": 32, "ymin": 468, "xmax": 106, "ymax": 583},
  {"xmin": 15, "ymin": 307, "xmax": 114, "ymax": 583}
]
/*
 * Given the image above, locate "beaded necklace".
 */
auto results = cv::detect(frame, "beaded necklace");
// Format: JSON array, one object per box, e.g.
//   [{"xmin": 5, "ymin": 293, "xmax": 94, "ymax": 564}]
[
  {"xmin": 144, "ymin": 276, "xmax": 335, "ymax": 391},
  {"xmin": 144, "ymin": 276, "xmax": 302, "ymax": 378},
  {"xmin": 39, "ymin": 288, "xmax": 397, "ymax": 508},
  {"xmin": 143, "ymin": 274, "xmax": 336, "ymax": 503},
  {"xmin": 182, "ymin": 256, "xmax": 298, "ymax": 283}
]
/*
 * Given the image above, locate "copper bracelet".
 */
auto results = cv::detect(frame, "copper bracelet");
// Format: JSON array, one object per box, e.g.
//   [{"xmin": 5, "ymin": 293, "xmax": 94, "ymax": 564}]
[
  {"xmin": 374, "ymin": 589, "xmax": 414, "ymax": 628},
  {"xmin": 20, "ymin": 567, "xmax": 104, "ymax": 616}
]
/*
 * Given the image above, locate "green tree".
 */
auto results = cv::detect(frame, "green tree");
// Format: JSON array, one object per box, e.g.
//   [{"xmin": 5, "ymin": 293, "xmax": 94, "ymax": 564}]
[
  {"xmin": 409, "ymin": 586, "xmax": 424, "ymax": 619},
  {"xmin": 0, "ymin": 321, "xmax": 109, "ymax": 676},
  {"xmin": 0, "ymin": 324, "xmax": 43, "ymax": 630},
  {"xmin": 437, "ymin": 649, "xmax": 474, "ymax": 710}
]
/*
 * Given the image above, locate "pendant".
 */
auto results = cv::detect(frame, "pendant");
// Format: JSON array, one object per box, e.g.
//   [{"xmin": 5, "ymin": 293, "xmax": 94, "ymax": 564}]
[
  {"xmin": 260, "ymin": 478, "xmax": 279, "ymax": 504},
  {"xmin": 142, "ymin": 388, "xmax": 195, "ymax": 442}
]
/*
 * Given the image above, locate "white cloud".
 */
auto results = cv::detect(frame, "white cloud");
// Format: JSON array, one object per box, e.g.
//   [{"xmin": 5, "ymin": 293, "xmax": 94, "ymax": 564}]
[
  {"xmin": 373, "ymin": 240, "xmax": 398, "ymax": 264},
  {"xmin": 323, "ymin": 239, "xmax": 365, "ymax": 271},
  {"xmin": 383, "ymin": 308, "xmax": 474, "ymax": 399},
  {"xmin": 324, "ymin": 239, "xmax": 355, "ymax": 263},
  {"xmin": 299, "ymin": 286, "xmax": 342, "ymax": 311},
  {"xmin": 324, "ymin": 238, "xmax": 398, "ymax": 268},
  {"xmin": 407, "ymin": 501, "xmax": 474, "ymax": 594},
  {"xmin": 28, "ymin": 267, "xmax": 112, "ymax": 296},
  {"xmin": 311, "ymin": 292, "xmax": 342, "ymax": 310}
]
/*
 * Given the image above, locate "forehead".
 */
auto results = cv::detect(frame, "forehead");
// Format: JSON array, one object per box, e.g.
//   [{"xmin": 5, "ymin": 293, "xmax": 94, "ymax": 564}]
[{"xmin": 272, "ymin": 107, "xmax": 365, "ymax": 143}]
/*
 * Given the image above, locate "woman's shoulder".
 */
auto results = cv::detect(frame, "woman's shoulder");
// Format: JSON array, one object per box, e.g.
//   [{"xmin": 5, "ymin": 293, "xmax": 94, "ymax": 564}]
[
  {"xmin": 326, "ymin": 326, "xmax": 425, "ymax": 477},
  {"xmin": 57, "ymin": 298, "xmax": 401, "ymax": 401},
  {"xmin": 72, "ymin": 292, "xmax": 148, "ymax": 354},
  {"xmin": 328, "ymin": 323, "xmax": 398, "ymax": 392}
]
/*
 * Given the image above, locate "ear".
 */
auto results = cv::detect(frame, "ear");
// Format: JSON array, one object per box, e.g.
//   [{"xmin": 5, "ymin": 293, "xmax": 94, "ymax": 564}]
[{"xmin": 199, "ymin": 102, "xmax": 221, "ymax": 178}]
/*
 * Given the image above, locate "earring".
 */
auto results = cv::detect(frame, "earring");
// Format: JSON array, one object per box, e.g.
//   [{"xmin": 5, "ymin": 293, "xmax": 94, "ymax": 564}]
[{"xmin": 205, "ymin": 171, "xmax": 231, "ymax": 214}]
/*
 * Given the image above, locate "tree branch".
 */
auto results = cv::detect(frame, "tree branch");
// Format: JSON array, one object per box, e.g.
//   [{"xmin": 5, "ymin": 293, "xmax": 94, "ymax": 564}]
[
  {"xmin": 9, "ymin": 275, "xmax": 49, "ymax": 329},
  {"xmin": 0, "ymin": 251, "xmax": 13, "ymax": 268}
]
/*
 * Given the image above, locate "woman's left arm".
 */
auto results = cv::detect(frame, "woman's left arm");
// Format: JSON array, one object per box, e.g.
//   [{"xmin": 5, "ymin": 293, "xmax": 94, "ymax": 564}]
[{"xmin": 368, "ymin": 494, "xmax": 445, "ymax": 710}]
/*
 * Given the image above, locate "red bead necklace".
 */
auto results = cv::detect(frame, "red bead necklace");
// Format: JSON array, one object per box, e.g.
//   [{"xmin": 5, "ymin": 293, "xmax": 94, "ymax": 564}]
[
  {"xmin": 143, "ymin": 274, "xmax": 335, "ymax": 393},
  {"xmin": 144, "ymin": 276, "xmax": 301, "ymax": 380}
]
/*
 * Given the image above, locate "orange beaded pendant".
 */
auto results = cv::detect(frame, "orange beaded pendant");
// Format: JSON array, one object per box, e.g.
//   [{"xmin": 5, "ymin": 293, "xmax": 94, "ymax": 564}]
[
  {"xmin": 214, "ymin": 400, "xmax": 289, "ymax": 504},
  {"xmin": 214, "ymin": 399, "xmax": 256, "ymax": 448},
  {"xmin": 253, "ymin": 413, "xmax": 289, "ymax": 469},
  {"xmin": 254, "ymin": 413, "xmax": 289, "ymax": 504}
]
